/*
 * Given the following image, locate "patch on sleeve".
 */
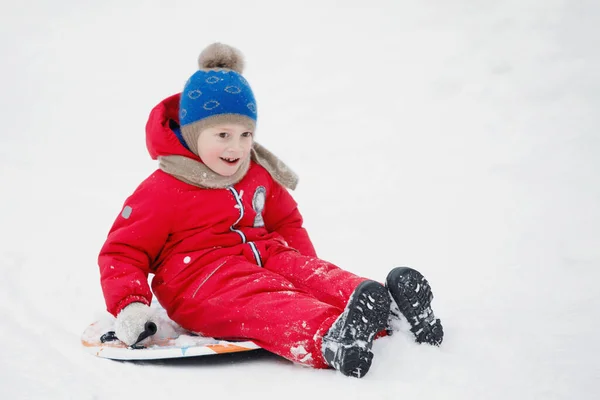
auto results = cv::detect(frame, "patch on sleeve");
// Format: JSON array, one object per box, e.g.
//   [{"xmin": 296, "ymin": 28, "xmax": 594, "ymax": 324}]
[{"xmin": 121, "ymin": 205, "xmax": 133, "ymax": 219}]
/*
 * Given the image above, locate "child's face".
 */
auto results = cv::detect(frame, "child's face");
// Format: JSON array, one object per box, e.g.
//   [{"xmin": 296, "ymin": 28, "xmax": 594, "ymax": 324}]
[{"xmin": 197, "ymin": 123, "xmax": 254, "ymax": 177}]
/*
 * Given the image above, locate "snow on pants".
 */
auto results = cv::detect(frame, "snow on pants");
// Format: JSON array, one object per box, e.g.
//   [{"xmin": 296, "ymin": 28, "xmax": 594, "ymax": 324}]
[{"xmin": 159, "ymin": 248, "xmax": 367, "ymax": 368}]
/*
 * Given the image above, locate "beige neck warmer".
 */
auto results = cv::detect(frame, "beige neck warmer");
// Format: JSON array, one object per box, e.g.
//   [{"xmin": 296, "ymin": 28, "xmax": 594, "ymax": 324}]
[{"xmin": 159, "ymin": 141, "xmax": 298, "ymax": 190}]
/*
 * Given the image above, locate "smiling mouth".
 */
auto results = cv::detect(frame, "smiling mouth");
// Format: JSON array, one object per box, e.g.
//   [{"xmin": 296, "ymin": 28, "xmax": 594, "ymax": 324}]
[{"xmin": 220, "ymin": 157, "xmax": 240, "ymax": 164}]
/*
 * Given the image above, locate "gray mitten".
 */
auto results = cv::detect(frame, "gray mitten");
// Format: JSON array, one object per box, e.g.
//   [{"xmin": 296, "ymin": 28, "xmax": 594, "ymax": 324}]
[{"xmin": 115, "ymin": 302, "xmax": 157, "ymax": 346}]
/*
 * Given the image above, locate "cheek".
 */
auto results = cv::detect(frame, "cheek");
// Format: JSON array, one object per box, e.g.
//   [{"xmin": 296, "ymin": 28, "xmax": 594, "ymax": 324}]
[{"xmin": 198, "ymin": 143, "xmax": 222, "ymax": 161}]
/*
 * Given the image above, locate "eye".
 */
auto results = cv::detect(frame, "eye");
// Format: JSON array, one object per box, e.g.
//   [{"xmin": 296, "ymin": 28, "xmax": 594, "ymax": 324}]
[
  {"xmin": 241, "ymin": 131, "xmax": 253, "ymax": 138},
  {"xmin": 218, "ymin": 132, "xmax": 229, "ymax": 139}
]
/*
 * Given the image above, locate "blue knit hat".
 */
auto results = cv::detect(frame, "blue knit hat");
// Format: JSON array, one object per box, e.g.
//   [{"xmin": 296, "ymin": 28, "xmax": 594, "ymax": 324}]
[{"xmin": 179, "ymin": 43, "xmax": 257, "ymax": 156}]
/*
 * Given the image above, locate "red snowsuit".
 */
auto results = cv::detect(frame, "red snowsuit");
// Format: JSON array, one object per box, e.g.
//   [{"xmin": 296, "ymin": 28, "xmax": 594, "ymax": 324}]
[{"xmin": 99, "ymin": 93, "xmax": 368, "ymax": 368}]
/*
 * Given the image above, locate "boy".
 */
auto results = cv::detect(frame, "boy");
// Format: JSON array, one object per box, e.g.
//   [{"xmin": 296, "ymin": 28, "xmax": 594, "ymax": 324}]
[{"xmin": 99, "ymin": 43, "xmax": 443, "ymax": 378}]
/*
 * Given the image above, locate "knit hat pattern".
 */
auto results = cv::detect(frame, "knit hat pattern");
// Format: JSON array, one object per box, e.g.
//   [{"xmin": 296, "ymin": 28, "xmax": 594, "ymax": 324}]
[{"xmin": 179, "ymin": 43, "xmax": 257, "ymax": 130}]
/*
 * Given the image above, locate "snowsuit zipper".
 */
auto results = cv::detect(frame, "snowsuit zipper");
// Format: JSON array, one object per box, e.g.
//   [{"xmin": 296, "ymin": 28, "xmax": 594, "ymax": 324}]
[{"xmin": 227, "ymin": 186, "xmax": 263, "ymax": 267}]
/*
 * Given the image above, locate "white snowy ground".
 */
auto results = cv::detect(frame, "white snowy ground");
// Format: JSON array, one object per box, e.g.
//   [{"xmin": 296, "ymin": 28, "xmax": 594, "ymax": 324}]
[{"xmin": 1, "ymin": 0, "xmax": 599, "ymax": 398}]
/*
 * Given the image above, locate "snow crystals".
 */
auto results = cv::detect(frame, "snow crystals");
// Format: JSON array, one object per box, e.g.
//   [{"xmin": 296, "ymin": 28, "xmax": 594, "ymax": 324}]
[{"xmin": 290, "ymin": 342, "xmax": 313, "ymax": 365}]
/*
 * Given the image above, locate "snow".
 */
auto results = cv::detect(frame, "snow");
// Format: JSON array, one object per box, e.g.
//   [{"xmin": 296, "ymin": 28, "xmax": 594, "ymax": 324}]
[
  {"xmin": 1, "ymin": 0, "xmax": 599, "ymax": 398},
  {"xmin": 290, "ymin": 343, "xmax": 312, "ymax": 364}
]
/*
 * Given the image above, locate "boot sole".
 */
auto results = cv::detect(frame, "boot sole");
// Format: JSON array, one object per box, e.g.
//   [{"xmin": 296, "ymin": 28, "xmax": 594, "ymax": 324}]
[
  {"xmin": 326, "ymin": 280, "xmax": 390, "ymax": 378},
  {"xmin": 386, "ymin": 267, "xmax": 444, "ymax": 346}
]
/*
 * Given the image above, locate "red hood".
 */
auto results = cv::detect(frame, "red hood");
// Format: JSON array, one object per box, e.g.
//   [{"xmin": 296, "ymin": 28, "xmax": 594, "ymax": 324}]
[{"xmin": 145, "ymin": 93, "xmax": 202, "ymax": 162}]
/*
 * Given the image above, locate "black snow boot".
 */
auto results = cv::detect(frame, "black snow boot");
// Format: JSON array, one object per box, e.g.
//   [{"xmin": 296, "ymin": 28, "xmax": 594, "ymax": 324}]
[
  {"xmin": 386, "ymin": 267, "xmax": 444, "ymax": 346},
  {"xmin": 322, "ymin": 280, "xmax": 390, "ymax": 378}
]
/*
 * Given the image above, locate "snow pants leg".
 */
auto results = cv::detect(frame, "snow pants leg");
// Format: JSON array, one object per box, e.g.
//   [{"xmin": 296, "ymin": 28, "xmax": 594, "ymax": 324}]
[
  {"xmin": 262, "ymin": 249, "xmax": 368, "ymax": 311},
  {"xmin": 165, "ymin": 252, "xmax": 368, "ymax": 368}
]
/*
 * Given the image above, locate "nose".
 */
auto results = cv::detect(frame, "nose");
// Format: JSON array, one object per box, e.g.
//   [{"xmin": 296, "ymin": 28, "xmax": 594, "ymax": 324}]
[{"xmin": 227, "ymin": 136, "xmax": 244, "ymax": 153}]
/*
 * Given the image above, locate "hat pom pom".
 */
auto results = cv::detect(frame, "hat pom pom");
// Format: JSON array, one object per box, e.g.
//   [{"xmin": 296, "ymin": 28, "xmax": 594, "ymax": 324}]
[{"xmin": 198, "ymin": 43, "xmax": 245, "ymax": 73}]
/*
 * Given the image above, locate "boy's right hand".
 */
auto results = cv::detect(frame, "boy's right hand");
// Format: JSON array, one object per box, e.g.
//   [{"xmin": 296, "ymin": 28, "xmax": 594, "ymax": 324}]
[{"xmin": 115, "ymin": 302, "xmax": 157, "ymax": 346}]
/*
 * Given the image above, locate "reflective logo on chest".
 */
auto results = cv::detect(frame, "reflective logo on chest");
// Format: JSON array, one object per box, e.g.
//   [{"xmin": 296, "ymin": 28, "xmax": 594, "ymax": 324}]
[{"xmin": 252, "ymin": 186, "xmax": 266, "ymax": 227}]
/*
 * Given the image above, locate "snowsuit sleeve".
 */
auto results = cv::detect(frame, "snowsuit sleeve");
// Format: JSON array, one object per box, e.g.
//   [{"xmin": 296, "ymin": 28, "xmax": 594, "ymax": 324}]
[
  {"xmin": 263, "ymin": 181, "xmax": 317, "ymax": 258},
  {"xmin": 98, "ymin": 184, "xmax": 174, "ymax": 316}
]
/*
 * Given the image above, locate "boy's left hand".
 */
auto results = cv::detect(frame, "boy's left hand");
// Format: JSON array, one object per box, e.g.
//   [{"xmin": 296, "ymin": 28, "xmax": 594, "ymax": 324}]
[{"xmin": 115, "ymin": 302, "xmax": 157, "ymax": 346}]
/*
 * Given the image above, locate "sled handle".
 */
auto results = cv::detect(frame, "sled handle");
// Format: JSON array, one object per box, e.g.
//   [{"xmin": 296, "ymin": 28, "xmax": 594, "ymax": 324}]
[
  {"xmin": 99, "ymin": 322, "xmax": 158, "ymax": 348},
  {"xmin": 131, "ymin": 322, "xmax": 158, "ymax": 348},
  {"xmin": 100, "ymin": 331, "xmax": 118, "ymax": 343}
]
